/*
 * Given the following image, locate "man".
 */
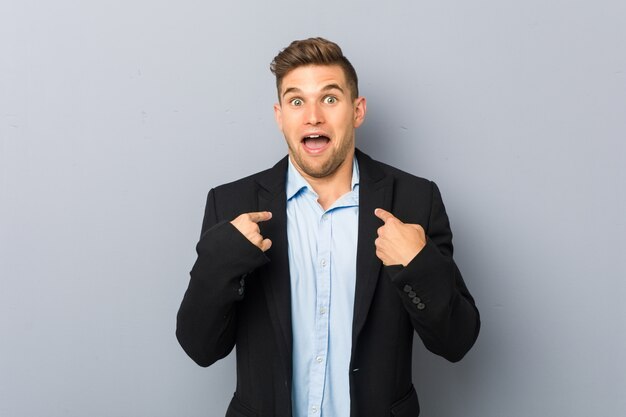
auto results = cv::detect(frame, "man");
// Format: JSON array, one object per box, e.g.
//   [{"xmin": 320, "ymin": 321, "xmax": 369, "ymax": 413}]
[{"xmin": 177, "ymin": 38, "xmax": 480, "ymax": 417}]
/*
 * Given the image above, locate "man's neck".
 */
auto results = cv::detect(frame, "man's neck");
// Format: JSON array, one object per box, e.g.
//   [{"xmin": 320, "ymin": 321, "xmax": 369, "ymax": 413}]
[{"xmin": 300, "ymin": 155, "xmax": 354, "ymax": 211}]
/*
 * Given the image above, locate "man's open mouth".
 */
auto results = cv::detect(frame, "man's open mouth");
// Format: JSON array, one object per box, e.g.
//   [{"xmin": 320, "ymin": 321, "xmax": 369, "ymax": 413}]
[{"xmin": 302, "ymin": 134, "xmax": 330, "ymax": 151}]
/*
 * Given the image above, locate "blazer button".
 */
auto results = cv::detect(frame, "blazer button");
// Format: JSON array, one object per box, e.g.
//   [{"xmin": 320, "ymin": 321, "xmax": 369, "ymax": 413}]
[
  {"xmin": 403, "ymin": 284, "xmax": 412, "ymax": 293},
  {"xmin": 408, "ymin": 291, "xmax": 416, "ymax": 298},
  {"xmin": 237, "ymin": 287, "xmax": 244, "ymax": 296},
  {"xmin": 417, "ymin": 303, "xmax": 425, "ymax": 310}
]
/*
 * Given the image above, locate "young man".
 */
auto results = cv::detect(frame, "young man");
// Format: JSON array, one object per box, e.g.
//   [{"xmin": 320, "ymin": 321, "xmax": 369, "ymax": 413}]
[{"xmin": 177, "ymin": 38, "xmax": 480, "ymax": 417}]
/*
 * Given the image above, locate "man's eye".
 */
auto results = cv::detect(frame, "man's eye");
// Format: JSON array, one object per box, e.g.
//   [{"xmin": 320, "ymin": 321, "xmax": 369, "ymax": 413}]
[
  {"xmin": 324, "ymin": 96, "xmax": 337, "ymax": 104},
  {"xmin": 290, "ymin": 98, "xmax": 303, "ymax": 106}
]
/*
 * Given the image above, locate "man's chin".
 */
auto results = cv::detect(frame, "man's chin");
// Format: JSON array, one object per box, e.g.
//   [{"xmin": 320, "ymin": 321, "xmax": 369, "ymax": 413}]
[
  {"xmin": 299, "ymin": 159, "xmax": 345, "ymax": 179},
  {"xmin": 300, "ymin": 165, "xmax": 330, "ymax": 179}
]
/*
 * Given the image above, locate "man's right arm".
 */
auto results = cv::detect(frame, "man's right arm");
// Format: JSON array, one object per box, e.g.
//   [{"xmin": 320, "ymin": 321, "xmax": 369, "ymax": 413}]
[{"xmin": 176, "ymin": 189, "xmax": 271, "ymax": 367}]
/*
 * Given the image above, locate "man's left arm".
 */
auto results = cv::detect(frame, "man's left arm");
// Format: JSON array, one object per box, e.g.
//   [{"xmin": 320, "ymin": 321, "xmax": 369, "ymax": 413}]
[{"xmin": 375, "ymin": 182, "xmax": 480, "ymax": 362}]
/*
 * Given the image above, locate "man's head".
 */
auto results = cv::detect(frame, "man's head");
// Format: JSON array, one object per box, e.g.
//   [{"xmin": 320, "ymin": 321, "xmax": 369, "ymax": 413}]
[
  {"xmin": 271, "ymin": 38, "xmax": 366, "ymax": 182},
  {"xmin": 270, "ymin": 37, "xmax": 359, "ymax": 101}
]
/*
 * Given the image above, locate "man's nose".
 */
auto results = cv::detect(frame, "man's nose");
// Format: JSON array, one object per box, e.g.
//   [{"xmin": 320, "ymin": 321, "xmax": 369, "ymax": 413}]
[{"xmin": 305, "ymin": 103, "xmax": 324, "ymax": 125}]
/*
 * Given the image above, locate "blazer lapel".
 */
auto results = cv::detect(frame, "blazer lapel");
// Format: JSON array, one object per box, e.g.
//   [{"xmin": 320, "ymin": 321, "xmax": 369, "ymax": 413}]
[
  {"xmin": 256, "ymin": 156, "xmax": 293, "ymax": 381},
  {"xmin": 352, "ymin": 149, "xmax": 394, "ymax": 348}
]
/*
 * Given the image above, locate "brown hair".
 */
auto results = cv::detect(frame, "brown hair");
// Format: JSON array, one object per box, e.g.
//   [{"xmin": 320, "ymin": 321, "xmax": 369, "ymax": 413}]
[{"xmin": 270, "ymin": 37, "xmax": 359, "ymax": 100}]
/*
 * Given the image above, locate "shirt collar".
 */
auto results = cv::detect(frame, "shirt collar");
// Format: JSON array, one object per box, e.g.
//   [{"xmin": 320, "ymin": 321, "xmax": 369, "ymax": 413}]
[{"xmin": 286, "ymin": 155, "xmax": 360, "ymax": 201}]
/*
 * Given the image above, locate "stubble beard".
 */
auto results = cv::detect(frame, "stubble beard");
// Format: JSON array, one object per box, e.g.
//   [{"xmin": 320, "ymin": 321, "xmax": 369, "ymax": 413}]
[{"xmin": 289, "ymin": 135, "xmax": 355, "ymax": 179}]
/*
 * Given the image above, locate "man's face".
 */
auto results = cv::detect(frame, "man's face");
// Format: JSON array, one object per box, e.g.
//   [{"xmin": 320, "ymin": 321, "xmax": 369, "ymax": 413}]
[{"xmin": 274, "ymin": 65, "xmax": 366, "ymax": 180}]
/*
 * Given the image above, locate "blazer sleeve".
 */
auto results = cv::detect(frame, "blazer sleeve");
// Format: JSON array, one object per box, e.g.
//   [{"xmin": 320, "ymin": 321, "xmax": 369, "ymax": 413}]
[
  {"xmin": 176, "ymin": 189, "xmax": 269, "ymax": 367},
  {"xmin": 387, "ymin": 182, "xmax": 480, "ymax": 362}
]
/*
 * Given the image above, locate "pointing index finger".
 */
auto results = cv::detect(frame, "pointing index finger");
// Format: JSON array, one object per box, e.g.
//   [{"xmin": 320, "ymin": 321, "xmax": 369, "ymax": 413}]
[
  {"xmin": 247, "ymin": 211, "xmax": 273, "ymax": 223},
  {"xmin": 374, "ymin": 208, "xmax": 395, "ymax": 223}
]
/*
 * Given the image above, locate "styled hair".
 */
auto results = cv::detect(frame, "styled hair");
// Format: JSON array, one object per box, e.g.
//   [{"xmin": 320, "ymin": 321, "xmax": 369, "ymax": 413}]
[{"xmin": 270, "ymin": 37, "xmax": 359, "ymax": 100}]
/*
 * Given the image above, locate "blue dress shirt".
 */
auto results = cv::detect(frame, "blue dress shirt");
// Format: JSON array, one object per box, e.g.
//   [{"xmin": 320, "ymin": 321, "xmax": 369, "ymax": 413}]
[{"xmin": 286, "ymin": 157, "xmax": 359, "ymax": 417}]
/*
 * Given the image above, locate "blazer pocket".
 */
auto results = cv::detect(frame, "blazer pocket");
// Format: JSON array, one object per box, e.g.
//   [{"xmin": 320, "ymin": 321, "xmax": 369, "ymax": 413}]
[
  {"xmin": 390, "ymin": 385, "xmax": 420, "ymax": 417},
  {"xmin": 226, "ymin": 394, "xmax": 260, "ymax": 417}
]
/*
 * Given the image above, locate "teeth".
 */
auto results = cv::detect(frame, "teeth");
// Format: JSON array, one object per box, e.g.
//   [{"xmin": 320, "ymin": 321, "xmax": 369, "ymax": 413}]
[{"xmin": 306, "ymin": 135, "xmax": 320, "ymax": 139}]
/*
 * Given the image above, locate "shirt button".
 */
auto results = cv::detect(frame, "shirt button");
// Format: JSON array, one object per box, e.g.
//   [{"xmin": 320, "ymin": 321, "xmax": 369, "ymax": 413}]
[
  {"xmin": 316, "ymin": 356, "xmax": 323, "ymax": 363},
  {"xmin": 320, "ymin": 259, "xmax": 327, "ymax": 267},
  {"xmin": 320, "ymin": 307, "xmax": 327, "ymax": 315},
  {"xmin": 312, "ymin": 406, "xmax": 318, "ymax": 413}
]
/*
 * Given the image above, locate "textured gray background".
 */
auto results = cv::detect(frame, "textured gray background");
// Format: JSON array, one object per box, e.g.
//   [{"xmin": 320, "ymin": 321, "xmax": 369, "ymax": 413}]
[{"xmin": 1, "ymin": 1, "xmax": 625, "ymax": 416}]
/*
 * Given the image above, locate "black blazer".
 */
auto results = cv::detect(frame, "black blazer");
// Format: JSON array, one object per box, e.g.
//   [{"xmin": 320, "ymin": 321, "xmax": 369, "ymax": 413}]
[{"xmin": 177, "ymin": 149, "xmax": 480, "ymax": 417}]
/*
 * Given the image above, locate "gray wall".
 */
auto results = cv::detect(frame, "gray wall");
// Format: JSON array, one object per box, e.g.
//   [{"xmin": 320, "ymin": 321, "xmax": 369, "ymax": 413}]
[{"xmin": 1, "ymin": 1, "xmax": 624, "ymax": 416}]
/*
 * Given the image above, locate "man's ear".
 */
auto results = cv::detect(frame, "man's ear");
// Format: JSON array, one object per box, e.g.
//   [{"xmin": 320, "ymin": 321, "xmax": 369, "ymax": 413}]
[
  {"xmin": 353, "ymin": 97, "xmax": 367, "ymax": 128},
  {"xmin": 273, "ymin": 103, "xmax": 283, "ymax": 131}
]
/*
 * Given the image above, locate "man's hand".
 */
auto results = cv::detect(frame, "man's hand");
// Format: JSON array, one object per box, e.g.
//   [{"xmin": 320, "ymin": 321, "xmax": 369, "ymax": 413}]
[
  {"xmin": 230, "ymin": 211, "xmax": 273, "ymax": 252},
  {"xmin": 374, "ymin": 208, "xmax": 426, "ymax": 266}
]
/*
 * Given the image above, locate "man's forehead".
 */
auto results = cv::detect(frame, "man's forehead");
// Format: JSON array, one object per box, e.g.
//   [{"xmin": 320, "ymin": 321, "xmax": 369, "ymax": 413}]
[{"xmin": 280, "ymin": 65, "xmax": 348, "ymax": 94}]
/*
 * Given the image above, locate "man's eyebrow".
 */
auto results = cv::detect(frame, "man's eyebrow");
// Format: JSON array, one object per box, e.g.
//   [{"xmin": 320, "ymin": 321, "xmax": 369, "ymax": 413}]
[
  {"xmin": 321, "ymin": 84, "xmax": 344, "ymax": 94},
  {"xmin": 282, "ymin": 87, "xmax": 302, "ymax": 98},
  {"xmin": 281, "ymin": 84, "xmax": 345, "ymax": 98}
]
